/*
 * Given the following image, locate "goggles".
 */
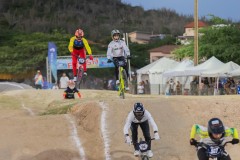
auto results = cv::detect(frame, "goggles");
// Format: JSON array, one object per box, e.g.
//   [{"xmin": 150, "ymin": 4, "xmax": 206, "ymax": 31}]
[{"xmin": 134, "ymin": 112, "xmax": 144, "ymax": 117}]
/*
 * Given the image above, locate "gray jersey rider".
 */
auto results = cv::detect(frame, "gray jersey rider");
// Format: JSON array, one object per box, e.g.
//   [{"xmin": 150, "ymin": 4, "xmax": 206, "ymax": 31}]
[{"xmin": 107, "ymin": 29, "xmax": 130, "ymax": 85}]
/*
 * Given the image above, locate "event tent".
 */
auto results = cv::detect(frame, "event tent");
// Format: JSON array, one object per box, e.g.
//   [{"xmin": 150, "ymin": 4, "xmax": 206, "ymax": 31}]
[
  {"xmin": 162, "ymin": 59, "xmax": 194, "ymax": 77},
  {"xmin": 137, "ymin": 57, "xmax": 179, "ymax": 94},
  {"xmin": 228, "ymin": 68, "xmax": 240, "ymax": 77},
  {"xmin": 184, "ymin": 56, "xmax": 224, "ymax": 76},
  {"xmin": 201, "ymin": 61, "xmax": 240, "ymax": 77}
]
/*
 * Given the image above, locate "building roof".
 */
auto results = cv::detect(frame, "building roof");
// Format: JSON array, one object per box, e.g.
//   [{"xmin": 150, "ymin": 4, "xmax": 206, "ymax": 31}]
[
  {"xmin": 184, "ymin": 20, "xmax": 207, "ymax": 28},
  {"xmin": 149, "ymin": 45, "xmax": 180, "ymax": 54},
  {"xmin": 128, "ymin": 31, "xmax": 152, "ymax": 35}
]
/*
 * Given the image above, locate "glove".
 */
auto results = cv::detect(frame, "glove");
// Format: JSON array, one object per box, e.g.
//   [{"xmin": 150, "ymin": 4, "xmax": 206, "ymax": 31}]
[
  {"xmin": 89, "ymin": 55, "xmax": 93, "ymax": 60},
  {"xmin": 232, "ymin": 138, "xmax": 239, "ymax": 144},
  {"xmin": 125, "ymin": 135, "xmax": 131, "ymax": 145},
  {"xmin": 154, "ymin": 132, "xmax": 160, "ymax": 140},
  {"xmin": 77, "ymin": 92, "xmax": 81, "ymax": 98},
  {"xmin": 127, "ymin": 55, "xmax": 131, "ymax": 59},
  {"xmin": 190, "ymin": 138, "xmax": 197, "ymax": 146},
  {"xmin": 107, "ymin": 59, "xmax": 112, "ymax": 63}
]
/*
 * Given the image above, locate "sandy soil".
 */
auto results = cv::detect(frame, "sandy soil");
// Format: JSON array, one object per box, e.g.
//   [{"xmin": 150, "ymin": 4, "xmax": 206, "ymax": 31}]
[{"xmin": 0, "ymin": 88, "xmax": 240, "ymax": 160}]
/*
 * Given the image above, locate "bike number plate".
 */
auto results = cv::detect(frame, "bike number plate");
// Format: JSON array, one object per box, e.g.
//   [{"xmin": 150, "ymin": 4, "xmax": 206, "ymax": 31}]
[
  {"xmin": 139, "ymin": 143, "xmax": 148, "ymax": 151},
  {"xmin": 78, "ymin": 58, "xmax": 85, "ymax": 64},
  {"xmin": 118, "ymin": 60, "xmax": 125, "ymax": 66},
  {"xmin": 209, "ymin": 146, "xmax": 220, "ymax": 156}
]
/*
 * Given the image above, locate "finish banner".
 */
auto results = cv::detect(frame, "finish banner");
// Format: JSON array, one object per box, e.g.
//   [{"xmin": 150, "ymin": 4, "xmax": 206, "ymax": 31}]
[{"xmin": 57, "ymin": 57, "xmax": 114, "ymax": 70}]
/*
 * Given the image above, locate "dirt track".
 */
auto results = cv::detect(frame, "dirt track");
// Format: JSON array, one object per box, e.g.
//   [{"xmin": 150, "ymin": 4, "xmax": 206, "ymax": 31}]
[{"xmin": 0, "ymin": 88, "xmax": 240, "ymax": 160}]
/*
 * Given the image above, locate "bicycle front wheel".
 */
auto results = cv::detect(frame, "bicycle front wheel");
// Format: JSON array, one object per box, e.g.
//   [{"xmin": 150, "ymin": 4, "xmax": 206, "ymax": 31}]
[
  {"xmin": 141, "ymin": 155, "xmax": 149, "ymax": 160},
  {"xmin": 76, "ymin": 68, "xmax": 83, "ymax": 89}
]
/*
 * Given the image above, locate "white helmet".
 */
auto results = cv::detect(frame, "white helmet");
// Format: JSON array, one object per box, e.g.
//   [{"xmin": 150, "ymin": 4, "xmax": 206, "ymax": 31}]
[{"xmin": 111, "ymin": 29, "xmax": 120, "ymax": 40}]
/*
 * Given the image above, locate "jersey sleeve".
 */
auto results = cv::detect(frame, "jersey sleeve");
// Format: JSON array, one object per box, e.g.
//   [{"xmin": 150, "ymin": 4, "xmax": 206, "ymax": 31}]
[
  {"xmin": 68, "ymin": 36, "xmax": 75, "ymax": 53},
  {"xmin": 123, "ymin": 112, "xmax": 134, "ymax": 135},
  {"xmin": 106, "ymin": 42, "xmax": 113, "ymax": 59},
  {"xmin": 145, "ymin": 110, "xmax": 158, "ymax": 132},
  {"xmin": 82, "ymin": 38, "xmax": 92, "ymax": 55},
  {"xmin": 225, "ymin": 127, "xmax": 239, "ymax": 139},
  {"xmin": 122, "ymin": 40, "xmax": 130, "ymax": 56}
]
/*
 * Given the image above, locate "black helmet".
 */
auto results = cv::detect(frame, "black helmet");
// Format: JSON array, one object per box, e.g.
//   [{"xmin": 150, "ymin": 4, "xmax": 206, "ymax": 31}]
[
  {"xmin": 133, "ymin": 102, "xmax": 145, "ymax": 120},
  {"xmin": 208, "ymin": 118, "xmax": 225, "ymax": 142}
]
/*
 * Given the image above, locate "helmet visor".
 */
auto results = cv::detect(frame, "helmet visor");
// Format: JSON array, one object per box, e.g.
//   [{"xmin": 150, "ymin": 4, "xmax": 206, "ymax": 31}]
[{"xmin": 134, "ymin": 112, "xmax": 144, "ymax": 120}]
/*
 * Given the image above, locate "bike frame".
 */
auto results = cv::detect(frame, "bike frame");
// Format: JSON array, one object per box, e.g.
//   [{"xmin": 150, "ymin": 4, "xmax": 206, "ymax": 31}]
[
  {"xmin": 118, "ymin": 65, "xmax": 126, "ymax": 99},
  {"xmin": 73, "ymin": 54, "xmax": 86, "ymax": 89}
]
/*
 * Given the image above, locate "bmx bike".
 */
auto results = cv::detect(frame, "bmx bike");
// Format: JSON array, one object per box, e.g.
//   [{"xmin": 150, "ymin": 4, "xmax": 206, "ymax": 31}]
[
  {"xmin": 108, "ymin": 58, "xmax": 128, "ymax": 99},
  {"xmin": 194, "ymin": 140, "xmax": 233, "ymax": 160}
]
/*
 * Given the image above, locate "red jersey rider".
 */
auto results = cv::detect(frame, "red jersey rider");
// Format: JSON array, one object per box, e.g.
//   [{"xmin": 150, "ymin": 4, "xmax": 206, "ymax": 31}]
[{"xmin": 68, "ymin": 28, "xmax": 93, "ymax": 81}]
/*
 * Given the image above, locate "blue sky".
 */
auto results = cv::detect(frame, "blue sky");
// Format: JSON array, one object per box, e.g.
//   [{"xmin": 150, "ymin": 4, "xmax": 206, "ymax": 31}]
[{"xmin": 122, "ymin": 0, "xmax": 239, "ymax": 22}]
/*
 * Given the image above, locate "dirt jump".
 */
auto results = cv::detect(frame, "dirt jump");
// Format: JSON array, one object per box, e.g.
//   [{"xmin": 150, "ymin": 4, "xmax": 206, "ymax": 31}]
[{"xmin": 0, "ymin": 84, "xmax": 239, "ymax": 160}]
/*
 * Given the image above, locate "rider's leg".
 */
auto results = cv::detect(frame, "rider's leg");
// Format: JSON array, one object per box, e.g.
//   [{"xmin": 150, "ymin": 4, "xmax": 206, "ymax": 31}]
[
  {"xmin": 220, "ymin": 153, "xmax": 231, "ymax": 160},
  {"xmin": 72, "ymin": 50, "xmax": 79, "ymax": 78},
  {"xmin": 197, "ymin": 148, "xmax": 208, "ymax": 160},
  {"xmin": 112, "ymin": 57, "xmax": 119, "ymax": 80},
  {"xmin": 140, "ymin": 120, "xmax": 151, "ymax": 150},
  {"xmin": 130, "ymin": 122, "xmax": 139, "ymax": 150}
]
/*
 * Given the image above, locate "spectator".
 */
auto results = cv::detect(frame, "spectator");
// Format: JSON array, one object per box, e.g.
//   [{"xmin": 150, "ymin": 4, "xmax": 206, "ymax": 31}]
[
  {"xmin": 165, "ymin": 82, "xmax": 170, "ymax": 95},
  {"xmin": 145, "ymin": 80, "xmax": 150, "ymax": 94},
  {"xmin": 169, "ymin": 79, "xmax": 175, "ymax": 95},
  {"xmin": 130, "ymin": 72, "xmax": 137, "ymax": 94},
  {"xmin": 202, "ymin": 77, "xmax": 209, "ymax": 95},
  {"xmin": 190, "ymin": 77, "xmax": 198, "ymax": 95},
  {"xmin": 176, "ymin": 81, "xmax": 182, "ymax": 95},
  {"xmin": 59, "ymin": 72, "xmax": 69, "ymax": 89},
  {"xmin": 229, "ymin": 77, "xmax": 236, "ymax": 94},
  {"xmin": 34, "ymin": 70, "xmax": 44, "ymax": 89},
  {"xmin": 137, "ymin": 81, "xmax": 144, "ymax": 94}
]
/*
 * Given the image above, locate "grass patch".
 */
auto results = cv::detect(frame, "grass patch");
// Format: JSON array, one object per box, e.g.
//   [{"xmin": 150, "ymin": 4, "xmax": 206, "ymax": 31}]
[
  {"xmin": 40, "ymin": 104, "xmax": 73, "ymax": 115},
  {"xmin": 0, "ymin": 95, "xmax": 22, "ymax": 109}
]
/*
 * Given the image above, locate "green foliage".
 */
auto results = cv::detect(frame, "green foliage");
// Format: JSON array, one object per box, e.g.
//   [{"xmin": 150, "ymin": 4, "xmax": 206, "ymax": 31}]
[{"xmin": 173, "ymin": 24, "xmax": 240, "ymax": 64}]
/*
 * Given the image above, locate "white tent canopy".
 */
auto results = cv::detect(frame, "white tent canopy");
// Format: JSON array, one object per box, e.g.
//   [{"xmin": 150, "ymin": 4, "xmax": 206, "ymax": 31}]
[
  {"xmin": 228, "ymin": 68, "xmax": 240, "ymax": 77},
  {"xmin": 137, "ymin": 57, "xmax": 179, "ymax": 75},
  {"xmin": 162, "ymin": 59, "xmax": 194, "ymax": 77},
  {"xmin": 184, "ymin": 56, "xmax": 224, "ymax": 76},
  {"xmin": 137, "ymin": 57, "xmax": 179, "ymax": 94},
  {"xmin": 201, "ymin": 61, "xmax": 240, "ymax": 77}
]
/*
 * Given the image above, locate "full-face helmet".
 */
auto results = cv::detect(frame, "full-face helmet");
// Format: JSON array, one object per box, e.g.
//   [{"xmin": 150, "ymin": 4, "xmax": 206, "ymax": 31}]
[
  {"xmin": 133, "ymin": 102, "xmax": 145, "ymax": 121},
  {"xmin": 75, "ymin": 29, "xmax": 84, "ymax": 38},
  {"xmin": 68, "ymin": 80, "xmax": 75, "ymax": 89},
  {"xmin": 208, "ymin": 118, "xmax": 225, "ymax": 143},
  {"xmin": 111, "ymin": 29, "xmax": 120, "ymax": 41}
]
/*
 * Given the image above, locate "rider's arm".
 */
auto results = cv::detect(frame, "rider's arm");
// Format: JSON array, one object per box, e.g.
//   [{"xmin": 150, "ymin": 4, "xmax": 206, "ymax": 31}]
[
  {"xmin": 145, "ymin": 110, "xmax": 158, "ymax": 132},
  {"xmin": 121, "ymin": 40, "xmax": 130, "ymax": 57},
  {"xmin": 82, "ymin": 38, "xmax": 92, "ymax": 55},
  {"xmin": 106, "ymin": 42, "xmax": 113, "ymax": 59},
  {"xmin": 68, "ymin": 36, "xmax": 75, "ymax": 53},
  {"xmin": 225, "ymin": 127, "xmax": 239, "ymax": 139},
  {"xmin": 123, "ymin": 112, "xmax": 134, "ymax": 135},
  {"xmin": 190, "ymin": 124, "xmax": 208, "ymax": 140},
  {"xmin": 190, "ymin": 124, "xmax": 198, "ymax": 139}
]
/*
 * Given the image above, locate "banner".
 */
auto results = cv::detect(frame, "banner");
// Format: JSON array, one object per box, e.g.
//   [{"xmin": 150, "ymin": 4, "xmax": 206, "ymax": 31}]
[
  {"xmin": 57, "ymin": 57, "xmax": 114, "ymax": 70},
  {"xmin": 48, "ymin": 42, "xmax": 57, "ymax": 82}
]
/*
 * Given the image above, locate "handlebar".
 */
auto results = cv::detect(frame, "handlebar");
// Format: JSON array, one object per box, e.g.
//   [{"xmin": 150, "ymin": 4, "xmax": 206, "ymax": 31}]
[{"xmin": 195, "ymin": 140, "xmax": 233, "ymax": 148}]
